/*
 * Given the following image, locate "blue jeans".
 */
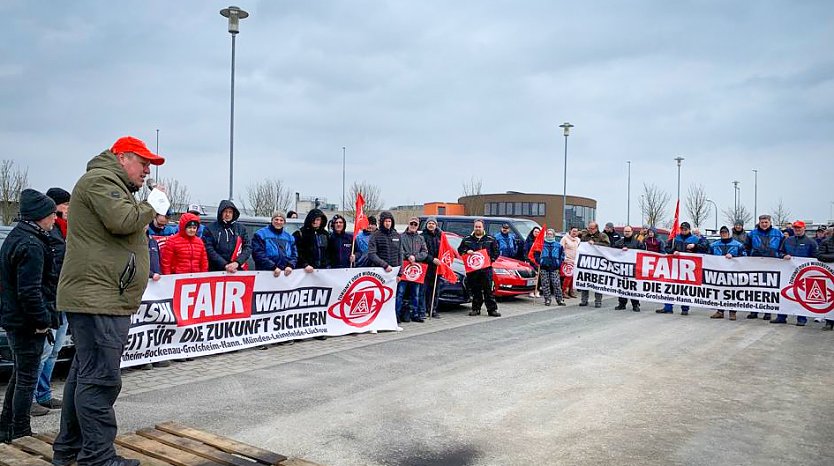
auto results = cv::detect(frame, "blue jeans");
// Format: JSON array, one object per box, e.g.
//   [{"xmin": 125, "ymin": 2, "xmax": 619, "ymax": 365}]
[
  {"xmin": 35, "ymin": 315, "xmax": 68, "ymax": 403},
  {"xmin": 663, "ymin": 303, "xmax": 690, "ymax": 312},
  {"xmin": 775, "ymin": 313, "xmax": 807, "ymax": 324},
  {"xmin": 396, "ymin": 281, "xmax": 424, "ymax": 320}
]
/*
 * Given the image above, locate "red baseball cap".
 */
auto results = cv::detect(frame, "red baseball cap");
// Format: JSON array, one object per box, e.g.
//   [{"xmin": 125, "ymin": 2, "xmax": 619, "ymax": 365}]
[
  {"xmin": 792, "ymin": 220, "xmax": 806, "ymax": 228},
  {"xmin": 110, "ymin": 136, "xmax": 165, "ymax": 165}
]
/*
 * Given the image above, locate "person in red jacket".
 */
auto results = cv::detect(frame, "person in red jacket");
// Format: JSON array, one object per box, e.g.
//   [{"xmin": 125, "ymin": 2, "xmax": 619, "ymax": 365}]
[{"xmin": 161, "ymin": 213, "xmax": 208, "ymax": 275}]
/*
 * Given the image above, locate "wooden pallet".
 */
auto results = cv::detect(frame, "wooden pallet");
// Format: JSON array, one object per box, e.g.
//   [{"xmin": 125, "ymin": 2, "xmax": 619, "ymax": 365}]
[{"xmin": 0, "ymin": 421, "xmax": 319, "ymax": 466}]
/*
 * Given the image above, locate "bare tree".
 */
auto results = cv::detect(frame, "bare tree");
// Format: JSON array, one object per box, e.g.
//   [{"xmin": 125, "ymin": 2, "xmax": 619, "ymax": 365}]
[
  {"xmin": 346, "ymin": 181, "xmax": 384, "ymax": 219},
  {"xmin": 0, "ymin": 160, "xmax": 29, "ymax": 225},
  {"xmin": 771, "ymin": 198, "xmax": 792, "ymax": 227},
  {"xmin": 638, "ymin": 183, "xmax": 670, "ymax": 227},
  {"xmin": 246, "ymin": 179, "xmax": 293, "ymax": 217},
  {"xmin": 685, "ymin": 184, "xmax": 710, "ymax": 228},
  {"xmin": 723, "ymin": 204, "xmax": 754, "ymax": 227},
  {"xmin": 460, "ymin": 177, "xmax": 483, "ymax": 215}
]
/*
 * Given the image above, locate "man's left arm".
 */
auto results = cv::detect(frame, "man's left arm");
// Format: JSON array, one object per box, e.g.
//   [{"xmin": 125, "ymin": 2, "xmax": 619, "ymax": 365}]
[{"xmin": 85, "ymin": 176, "xmax": 155, "ymax": 235}]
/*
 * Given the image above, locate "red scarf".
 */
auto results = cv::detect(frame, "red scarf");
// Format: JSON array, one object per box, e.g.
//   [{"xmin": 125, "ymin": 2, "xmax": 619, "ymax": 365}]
[{"xmin": 55, "ymin": 216, "xmax": 68, "ymax": 238}]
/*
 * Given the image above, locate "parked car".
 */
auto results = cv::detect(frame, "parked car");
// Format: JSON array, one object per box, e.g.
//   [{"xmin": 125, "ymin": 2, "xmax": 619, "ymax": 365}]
[
  {"xmin": 613, "ymin": 226, "xmax": 670, "ymax": 244},
  {"xmin": 418, "ymin": 215, "xmax": 540, "ymax": 247},
  {"xmin": 0, "ymin": 225, "xmax": 75, "ymax": 376},
  {"xmin": 444, "ymin": 233, "xmax": 537, "ymax": 297}
]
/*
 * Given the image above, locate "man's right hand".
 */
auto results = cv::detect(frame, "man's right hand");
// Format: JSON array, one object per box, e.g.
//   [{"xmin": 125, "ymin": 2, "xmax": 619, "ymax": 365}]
[
  {"xmin": 385, "ymin": 266, "xmax": 393, "ymax": 273},
  {"xmin": 305, "ymin": 265, "xmax": 314, "ymax": 273},
  {"xmin": 225, "ymin": 262, "xmax": 240, "ymax": 273},
  {"xmin": 433, "ymin": 258, "xmax": 441, "ymax": 266},
  {"xmin": 35, "ymin": 328, "xmax": 49, "ymax": 334}
]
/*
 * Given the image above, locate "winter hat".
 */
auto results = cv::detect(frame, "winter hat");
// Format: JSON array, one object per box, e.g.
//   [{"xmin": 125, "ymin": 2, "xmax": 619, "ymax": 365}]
[
  {"xmin": 20, "ymin": 188, "xmax": 56, "ymax": 221},
  {"xmin": 426, "ymin": 217, "xmax": 438, "ymax": 226},
  {"xmin": 46, "ymin": 187, "xmax": 71, "ymax": 206},
  {"xmin": 720, "ymin": 226, "xmax": 730, "ymax": 233},
  {"xmin": 680, "ymin": 222, "xmax": 691, "ymax": 230},
  {"xmin": 271, "ymin": 211, "xmax": 286, "ymax": 220},
  {"xmin": 605, "ymin": 222, "xmax": 614, "ymax": 228}
]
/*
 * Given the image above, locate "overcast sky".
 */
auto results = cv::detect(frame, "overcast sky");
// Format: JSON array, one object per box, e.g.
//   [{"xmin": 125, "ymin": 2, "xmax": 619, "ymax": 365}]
[{"xmin": 3, "ymin": 1, "xmax": 832, "ymax": 226}]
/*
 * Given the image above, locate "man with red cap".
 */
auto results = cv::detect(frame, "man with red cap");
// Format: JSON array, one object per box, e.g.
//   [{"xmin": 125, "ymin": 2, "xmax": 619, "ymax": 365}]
[
  {"xmin": 772, "ymin": 220, "xmax": 819, "ymax": 326},
  {"xmin": 53, "ymin": 136, "xmax": 166, "ymax": 466}
]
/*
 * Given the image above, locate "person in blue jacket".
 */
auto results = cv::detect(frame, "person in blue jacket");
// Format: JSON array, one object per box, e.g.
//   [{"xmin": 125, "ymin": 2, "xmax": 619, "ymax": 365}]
[
  {"xmin": 772, "ymin": 220, "xmax": 819, "ymax": 325},
  {"xmin": 148, "ymin": 208, "xmax": 178, "ymax": 237},
  {"xmin": 354, "ymin": 215, "xmax": 377, "ymax": 267},
  {"xmin": 327, "ymin": 214, "xmax": 354, "ymax": 269},
  {"xmin": 533, "ymin": 229, "xmax": 565, "ymax": 306},
  {"xmin": 657, "ymin": 222, "xmax": 705, "ymax": 316},
  {"xmin": 496, "ymin": 223, "xmax": 521, "ymax": 259},
  {"xmin": 251, "ymin": 211, "xmax": 297, "ymax": 276},
  {"xmin": 745, "ymin": 214, "xmax": 784, "ymax": 320},
  {"xmin": 709, "ymin": 226, "xmax": 747, "ymax": 320}
]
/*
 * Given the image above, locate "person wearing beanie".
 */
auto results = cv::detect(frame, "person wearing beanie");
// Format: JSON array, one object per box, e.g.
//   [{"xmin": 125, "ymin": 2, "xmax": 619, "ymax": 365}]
[
  {"xmin": 533, "ymin": 228, "xmax": 566, "ymax": 307},
  {"xmin": 161, "ymin": 213, "xmax": 208, "ymax": 275},
  {"xmin": 613, "ymin": 226, "xmax": 645, "ymax": 312},
  {"xmin": 708, "ymin": 226, "xmax": 746, "ymax": 320},
  {"xmin": 0, "ymin": 188, "xmax": 59, "ymax": 441},
  {"xmin": 657, "ymin": 221, "xmax": 705, "ymax": 316},
  {"xmin": 772, "ymin": 221, "xmax": 818, "ymax": 326},
  {"xmin": 34, "ymin": 187, "xmax": 73, "ymax": 413},
  {"xmin": 421, "ymin": 217, "xmax": 444, "ymax": 317},
  {"xmin": 457, "ymin": 219, "xmax": 501, "ymax": 317},
  {"xmin": 496, "ymin": 222, "xmax": 522, "ymax": 259},
  {"xmin": 603, "ymin": 222, "xmax": 622, "ymax": 247},
  {"xmin": 252, "ymin": 211, "xmax": 297, "ymax": 276},
  {"xmin": 53, "ymin": 136, "xmax": 163, "ymax": 466},
  {"xmin": 399, "ymin": 216, "xmax": 428, "ymax": 322},
  {"xmin": 354, "ymin": 215, "xmax": 377, "ymax": 267},
  {"xmin": 327, "ymin": 214, "xmax": 355, "ymax": 269}
]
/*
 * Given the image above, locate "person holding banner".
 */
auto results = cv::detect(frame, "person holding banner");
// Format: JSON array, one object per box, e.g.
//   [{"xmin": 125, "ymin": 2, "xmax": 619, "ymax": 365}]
[
  {"xmin": 203, "ymin": 200, "xmax": 251, "ymax": 273},
  {"xmin": 745, "ymin": 214, "xmax": 784, "ymax": 320},
  {"xmin": 327, "ymin": 214, "xmax": 355, "ymax": 268},
  {"xmin": 709, "ymin": 226, "xmax": 747, "ymax": 320},
  {"xmin": 613, "ymin": 226, "xmax": 644, "ymax": 311},
  {"xmin": 294, "ymin": 209, "xmax": 330, "ymax": 272},
  {"xmin": 368, "ymin": 212, "xmax": 404, "ymax": 321},
  {"xmin": 398, "ymin": 217, "xmax": 428, "ymax": 322},
  {"xmin": 772, "ymin": 220, "xmax": 819, "ymax": 326},
  {"xmin": 458, "ymin": 219, "xmax": 501, "ymax": 317},
  {"xmin": 657, "ymin": 222, "xmax": 705, "ymax": 315},
  {"xmin": 534, "ymin": 229, "xmax": 566, "ymax": 307},
  {"xmin": 579, "ymin": 221, "xmax": 609, "ymax": 307},
  {"xmin": 354, "ymin": 215, "xmax": 377, "ymax": 267},
  {"xmin": 818, "ymin": 233, "xmax": 834, "ymax": 330},
  {"xmin": 54, "ymin": 136, "xmax": 165, "ymax": 466},
  {"xmin": 421, "ymin": 217, "xmax": 444, "ymax": 318},
  {"xmin": 252, "ymin": 211, "xmax": 297, "ymax": 276},
  {"xmin": 560, "ymin": 227, "xmax": 581, "ymax": 299}
]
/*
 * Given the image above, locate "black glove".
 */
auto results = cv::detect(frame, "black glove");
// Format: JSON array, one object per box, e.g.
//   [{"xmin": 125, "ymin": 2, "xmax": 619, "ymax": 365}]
[{"xmin": 46, "ymin": 329, "xmax": 55, "ymax": 346}]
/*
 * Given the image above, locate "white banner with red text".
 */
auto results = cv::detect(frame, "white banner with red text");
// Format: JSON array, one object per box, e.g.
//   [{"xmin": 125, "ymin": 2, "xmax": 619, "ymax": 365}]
[
  {"xmin": 121, "ymin": 268, "xmax": 399, "ymax": 368},
  {"xmin": 574, "ymin": 243, "xmax": 834, "ymax": 317}
]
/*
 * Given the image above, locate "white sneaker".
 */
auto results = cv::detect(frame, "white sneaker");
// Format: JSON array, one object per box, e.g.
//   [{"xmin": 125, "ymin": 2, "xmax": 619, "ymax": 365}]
[
  {"xmin": 814, "ymin": 318, "xmax": 823, "ymax": 323},
  {"xmin": 370, "ymin": 330, "xmax": 378, "ymax": 334},
  {"xmin": 396, "ymin": 326, "xmax": 404, "ymax": 332}
]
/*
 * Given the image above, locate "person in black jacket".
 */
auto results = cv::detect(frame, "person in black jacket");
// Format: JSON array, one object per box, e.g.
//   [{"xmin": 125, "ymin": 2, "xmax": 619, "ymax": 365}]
[
  {"xmin": 294, "ymin": 209, "xmax": 330, "ymax": 271},
  {"xmin": 367, "ymin": 211, "xmax": 402, "ymax": 272},
  {"xmin": 817, "ymin": 235, "xmax": 834, "ymax": 330},
  {"xmin": 327, "ymin": 214, "xmax": 354, "ymax": 268},
  {"xmin": 421, "ymin": 217, "xmax": 443, "ymax": 318},
  {"xmin": 0, "ymin": 189, "xmax": 59, "ymax": 442},
  {"xmin": 457, "ymin": 219, "xmax": 501, "ymax": 317},
  {"xmin": 613, "ymin": 226, "xmax": 645, "ymax": 312},
  {"xmin": 202, "ymin": 200, "xmax": 251, "ymax": 272}
]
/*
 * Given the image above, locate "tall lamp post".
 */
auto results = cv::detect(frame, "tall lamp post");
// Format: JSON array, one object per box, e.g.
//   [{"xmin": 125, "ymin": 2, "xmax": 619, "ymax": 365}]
[
  {"xmin": 220, "ymin": 5, "xmax": 249, "ymax": 201},
  {"xmin": 732, "ymin": 180, "xmax": 740, "ymax": 213},
  {"xmin": 559, "ymin": 122, "xmax": 574, "ymax": 231},
  {"xmin": 155, "ymin": 129, "xmax": 160, "ymax": 179},
  {"xmin": 752, "ymin": 169, "xmax": 758, "ymax": 217},
  {"xmin": 674, "ymin": 156, "xmax": 685, "ymax": 204},
  {"xmin": 342, "ymin": 146, "xmax": 346, "ymax": 211},
  {"xmin": 626, "ymin": 160, "xmax": 631, "ymax": 226},
  {"xmin": 706, "ymin": 199, "xmax": 718, "ymax": 231}
]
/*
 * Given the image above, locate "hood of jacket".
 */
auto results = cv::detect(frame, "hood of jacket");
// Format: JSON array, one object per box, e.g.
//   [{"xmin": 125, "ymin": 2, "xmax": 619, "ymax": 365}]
[
  {"xmin": 86, "ymin": 150, "xmax": 139, "ymax": 193},
  {"xmin": 303, "ymin": 208, "xmax": 328, "ymax": 232},
  {"xmin": 177, "ymin": 213, "xmax": 201, "ymax": 238},
  {"xmin": 379, "ymin": 211, "xmax": 395, "ymax": 232},
  {"xmin": 216, "ymin": 200, "xmax": 241, "ymax": 224}
]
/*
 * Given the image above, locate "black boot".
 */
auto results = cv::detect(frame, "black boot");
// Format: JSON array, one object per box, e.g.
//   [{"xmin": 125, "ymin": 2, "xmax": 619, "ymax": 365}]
[
  {"xmin": 487, "ymin": 310, "xmax": 501, "ymax": 317},
  {"xmin": 469, "ymin": 309, "xmax": 481, "ymax": 316}
]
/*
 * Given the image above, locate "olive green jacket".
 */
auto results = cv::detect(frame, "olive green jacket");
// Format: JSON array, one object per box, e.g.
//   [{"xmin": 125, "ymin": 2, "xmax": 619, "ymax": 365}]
[
  {"xmin": 579, "ymin": 230, "xmax": 611, "ymax": 246},
  {"xmin": 57, "ymin": 150, "xmax": 156, "ymax": 315}
]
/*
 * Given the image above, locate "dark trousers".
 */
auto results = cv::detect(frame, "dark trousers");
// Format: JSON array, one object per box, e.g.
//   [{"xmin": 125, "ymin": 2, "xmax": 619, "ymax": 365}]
[
  {"xmin": 618, "ymin": 297, "xmax": 640, "ymax": 308},
  {"xmin": 0, "ymin": 330, "xmax": 46, "ymax": 442},
  {"xmin": 466, "ymin": 269, "xmax": 497, "ymax": 312},
  {"xmin": 53, "ymin": 313, "xmax": 130, "ymax": 466}
]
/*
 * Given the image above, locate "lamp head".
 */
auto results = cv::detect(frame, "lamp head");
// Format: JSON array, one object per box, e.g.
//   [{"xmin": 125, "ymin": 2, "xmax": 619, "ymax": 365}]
[{"xmin": 220, "ymin": 6, "xmax": 249, "ymax": 34}]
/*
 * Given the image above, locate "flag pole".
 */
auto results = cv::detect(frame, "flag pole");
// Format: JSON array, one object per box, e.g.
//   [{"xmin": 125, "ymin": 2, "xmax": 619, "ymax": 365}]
[
  {"xmin": 534, "ymin": 263, "xmax": 542, "ymax": 298},
  {"xmin": 349, "ymin": 235, "xmax": 357, "ymax": 268},
  {"xmin": 428, "ymin": 272, "xmax": 439, "ymax": 320}
]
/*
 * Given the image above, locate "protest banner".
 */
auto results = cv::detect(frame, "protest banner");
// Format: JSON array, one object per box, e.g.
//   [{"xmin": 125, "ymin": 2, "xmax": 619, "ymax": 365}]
[
  {"xmin": 463, "ymin": 250, "xmax": 492, "ymax": 273},
  {"xmin": 574, "ymin": 243, "xmax": 834, "ymax": 317},
  {"xmin": 123, "ymin": 267, "xmax": 399, "ymax": 367},
  {"xmin": 400, "ymin": 261, "xmax": 428, "ymax": 284}
]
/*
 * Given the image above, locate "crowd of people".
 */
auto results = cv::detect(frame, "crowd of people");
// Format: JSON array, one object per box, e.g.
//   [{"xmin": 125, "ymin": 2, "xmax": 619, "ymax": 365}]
[{"xmin": 1, "ymin": 134, "xmax": 833, "ymax": 465}]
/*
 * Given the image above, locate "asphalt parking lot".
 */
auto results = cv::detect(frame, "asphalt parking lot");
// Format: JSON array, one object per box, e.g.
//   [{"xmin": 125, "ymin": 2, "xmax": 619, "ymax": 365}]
[{"xmin": 8, "ymin": 295, "xmax": 834, "ymax": 465}]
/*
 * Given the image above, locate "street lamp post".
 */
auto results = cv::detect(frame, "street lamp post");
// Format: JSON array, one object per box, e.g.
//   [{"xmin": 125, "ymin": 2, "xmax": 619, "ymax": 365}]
[
  {"xmin": 674, "ymin": 156, "xmax": 685, "ymax": 203},
  {"xmin": 220, "ymin": 5, "xmax": 249, "ymax": 201},
  {"xmin": 558, "ymin": 122, "xmax": 574, "ymax": 231},
  {"xmin": 752, "ymin": 169, "xmax": 758, "ymax": 217},
  {"xmin": 342, "ymin": 146, "xmax": 346, "ymax": 211},
  {"xmin": 626, "ymin": 160, "xmax": 631, "ymax": 226},
  {"xmin": 732, "ymin": 180, "xmax": 740, "ymax": 213},
  {"xmin": 706, "ymin": 199, "xmax": 718, "ymax": 231}
]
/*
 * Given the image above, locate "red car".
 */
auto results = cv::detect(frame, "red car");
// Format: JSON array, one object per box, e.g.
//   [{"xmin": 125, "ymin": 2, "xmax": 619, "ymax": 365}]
[{"xmin": 445, "ymin": 234, "xmax": 537, "ymax": 297}]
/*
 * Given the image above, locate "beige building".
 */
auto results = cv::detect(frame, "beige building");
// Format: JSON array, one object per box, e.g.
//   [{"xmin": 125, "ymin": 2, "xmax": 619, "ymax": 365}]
[{"xmin": 458, "ymin": 191, "xmax": 597, "ymax": 231}]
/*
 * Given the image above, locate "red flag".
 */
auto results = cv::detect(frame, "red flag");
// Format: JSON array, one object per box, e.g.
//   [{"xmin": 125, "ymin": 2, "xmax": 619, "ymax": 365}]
[
  {"xmin": 231, "ymin": 236, "xmax": 249, "ymax": 271},
  {"xmin": 527, "ymin": 224, "xmax": 547, "ymax": 264},
  {"xmin": 437, "ymin": 232, "xmax": 460, "ymax": 284},
  {"xmin": 670, "ymin": 200, "xmax": 680, "ymax": 239},
  {"xmin": 400, "ymin": 261, "xmax": 428, "ymax": 284},
  {"xmin": 463, "ymin": 249, "xmax": 492, "ymax": 273},
  {"xmin": 353, "ymin": 192, "xmax": 368, "ymax": 236}
]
